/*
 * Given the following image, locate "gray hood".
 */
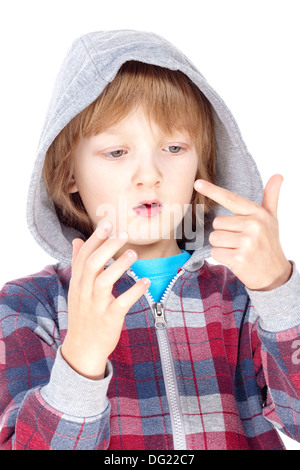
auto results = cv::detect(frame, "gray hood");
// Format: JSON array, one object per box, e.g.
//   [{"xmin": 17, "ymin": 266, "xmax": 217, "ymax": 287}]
[{"xmin": 26, "ymin": 29, "xmax": 263, "ymax": 269}]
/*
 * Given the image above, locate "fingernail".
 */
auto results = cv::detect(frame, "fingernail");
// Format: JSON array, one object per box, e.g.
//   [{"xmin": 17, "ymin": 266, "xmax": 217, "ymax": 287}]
[
  {"xmin": 126, "ymin": 250, "xmax": 136, "ymax": 258},
  {"xmin": 102, "ymin": 220, "xmax": 112, "ymax": 232},
  {"xmin": 195, "ymin": 180, "xmax": 203, "ymax": 190},
  {"xmin": 95, "ymin": 220, "xmax": 112, "ymax": 238}
]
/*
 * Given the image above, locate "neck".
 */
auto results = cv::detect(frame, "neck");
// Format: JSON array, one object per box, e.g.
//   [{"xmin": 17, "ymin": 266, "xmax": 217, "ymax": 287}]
[{"xmin": 114, "ymin": 238, "xmax": 182, "ymax": 261}]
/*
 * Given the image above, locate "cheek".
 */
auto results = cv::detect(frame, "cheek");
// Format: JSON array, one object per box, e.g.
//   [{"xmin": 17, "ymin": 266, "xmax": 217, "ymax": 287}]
[
  {"xmin": 76, "ymin": 176, "xmax": 112, "ymax": 225},
  {"xmin": 89, "ymin": 188, "xmax": 128, "ymax": 232},
  {"xmin": 172, "ymin": 171, "xmax": 196, "ymax": 202}
]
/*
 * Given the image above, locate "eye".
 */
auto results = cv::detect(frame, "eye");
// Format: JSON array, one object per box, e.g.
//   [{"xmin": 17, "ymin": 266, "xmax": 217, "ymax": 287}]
[
  {"xmin": 163, "ymin": 145, "xmax": 183, "ymax": 154},
  {"xmin": 105, "ymin": 149, "xmax": 127, "ymax": 159}
]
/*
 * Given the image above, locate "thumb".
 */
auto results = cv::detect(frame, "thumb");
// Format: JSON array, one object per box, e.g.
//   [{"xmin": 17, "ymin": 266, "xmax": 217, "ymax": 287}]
[
  {"xmin": 71, "ymin": 238, "xmax": 84, "ymax": 270},
  {"xmin": 261, "ymin": 174, "xmax": 283, "ymax": 217}
]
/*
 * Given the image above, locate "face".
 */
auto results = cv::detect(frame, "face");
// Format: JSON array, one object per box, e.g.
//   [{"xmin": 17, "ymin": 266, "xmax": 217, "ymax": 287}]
[{"xmin": 70, "ymin": 107, "xmax": 199, "ymax": 259}]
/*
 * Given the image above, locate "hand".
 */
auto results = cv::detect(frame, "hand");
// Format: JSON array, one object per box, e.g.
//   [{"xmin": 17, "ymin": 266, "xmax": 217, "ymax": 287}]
[
  {"xmin": 194, "ymin": 174, "xmax": 292, "ymax": 291},
  {"xmin": 61, "ymin": 222, "xmax": 150, "ymax": 380}
]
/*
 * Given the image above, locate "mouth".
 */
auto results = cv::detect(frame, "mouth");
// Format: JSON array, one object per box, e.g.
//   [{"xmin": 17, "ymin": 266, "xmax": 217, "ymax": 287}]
[{"xmin": 133, "ymin": 199, "xmax": 162, "ymax": 218}]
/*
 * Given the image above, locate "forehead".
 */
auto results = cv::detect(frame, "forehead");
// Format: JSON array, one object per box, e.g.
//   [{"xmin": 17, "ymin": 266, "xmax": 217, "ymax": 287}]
[{"xmin": 89, "ymin": 106, "xmax": 194, "ymax": 143}]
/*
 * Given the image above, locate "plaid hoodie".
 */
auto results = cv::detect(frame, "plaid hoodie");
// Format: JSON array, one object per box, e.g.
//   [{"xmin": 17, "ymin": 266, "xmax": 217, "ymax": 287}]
[
  {"xmin": 2, "ymin": 30, "xmax": 300, "ymax": 450},
  {"xmin": 1, "ymin": 258, "xmax": 300, "ymax": 450}
]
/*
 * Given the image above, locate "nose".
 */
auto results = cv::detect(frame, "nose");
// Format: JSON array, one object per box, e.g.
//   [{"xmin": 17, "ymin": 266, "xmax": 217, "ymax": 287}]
[{"xmin": 132, "ymin": 151, "xmax": 162, "ymax": 188}]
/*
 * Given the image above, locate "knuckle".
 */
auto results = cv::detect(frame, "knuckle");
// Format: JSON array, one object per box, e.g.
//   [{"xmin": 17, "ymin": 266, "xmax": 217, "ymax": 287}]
[
  {"xmin": 77, "ymin": 284, "xmax": 88, "ymax": 300},
  {"xmin": 77, "ymin": 239, "xmax": 95, "ymax": 260},
  {"xmin": 115, "ymin": 298, "xmax": 128, "ymax": 311},
  {"xmin": 245, "ymin": 218, "xmax": 261, "ymax": 235},
  {"xmin": 240, "ymin": 234, "xmax": 253, "ymax": 250},
  {"xmin": 226, "ymin": 191, "xmax": 239, "ymax": 206},
  {"xmin": 113, "ymin": 296, "xmax": 129, "ymax": 312},
  {"xmin": 255, "ymin": 207, "xmax": 268, "ymax": 223},
  {"xmin": 95, "ymin": 273, "xmax": 111, "ymax": 290},
  {"xmin": 85, "ymin": 255, "xmax": 98, "ymax": 273},
  {"xmin": 233, "ymin": 251, "xmax": 244, "ymax": 265}
]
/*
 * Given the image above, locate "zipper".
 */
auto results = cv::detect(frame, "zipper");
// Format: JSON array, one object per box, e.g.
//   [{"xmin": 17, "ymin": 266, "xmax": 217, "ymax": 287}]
[
  {"xmin": 153, "ymin": 302, "xmax": 167, "ymax": 329},
  {"xmin": 127, "ymin": 267, "xmax": 187, "ymax": 450}
]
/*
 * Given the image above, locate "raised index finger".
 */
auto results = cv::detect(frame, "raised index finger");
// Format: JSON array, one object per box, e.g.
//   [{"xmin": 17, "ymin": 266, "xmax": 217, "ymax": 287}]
[{"xmin": 194, "ymin": 179, "xmax": 260, "ymax": 215}]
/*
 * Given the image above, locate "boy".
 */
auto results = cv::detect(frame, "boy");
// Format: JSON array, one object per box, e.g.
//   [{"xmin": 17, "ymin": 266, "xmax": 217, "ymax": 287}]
[{"xmin": 0, "ymin": 30, "xmax": 300, "ymax": 450}]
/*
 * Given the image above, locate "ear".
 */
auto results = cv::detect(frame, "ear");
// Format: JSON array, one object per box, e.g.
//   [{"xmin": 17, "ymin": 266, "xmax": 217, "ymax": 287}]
[{"xmin": 68, "ymin": 177, "xmax": 79, "ymax": 194}]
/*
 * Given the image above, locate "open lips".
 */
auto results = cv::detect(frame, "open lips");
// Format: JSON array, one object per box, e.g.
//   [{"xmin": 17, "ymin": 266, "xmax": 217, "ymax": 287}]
[{"xmin": 133, "ymin": 200, "xmax": 162, "ymax": 218}]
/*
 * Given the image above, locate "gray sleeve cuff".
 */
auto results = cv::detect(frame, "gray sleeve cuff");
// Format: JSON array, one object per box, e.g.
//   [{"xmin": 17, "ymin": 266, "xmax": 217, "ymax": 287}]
[
  {"xmin": 246, "ymin": 261, "xmax": 300, "ymax": 332},
  {"xmin": 40, "ymin": 346, "xmax": 113, "ymax": 418}
]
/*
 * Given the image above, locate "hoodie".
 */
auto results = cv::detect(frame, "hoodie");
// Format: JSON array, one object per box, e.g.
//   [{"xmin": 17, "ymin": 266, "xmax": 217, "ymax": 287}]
[{"xmin": 1, "ymin": 30, "xmax": 300, "ymax": 450}]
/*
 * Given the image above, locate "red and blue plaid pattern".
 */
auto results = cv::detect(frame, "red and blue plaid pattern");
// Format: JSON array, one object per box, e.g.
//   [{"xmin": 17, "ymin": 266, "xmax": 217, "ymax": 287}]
[{"xmin": 1, "ymin": 261, "xmax": 300, "ymax": 449}]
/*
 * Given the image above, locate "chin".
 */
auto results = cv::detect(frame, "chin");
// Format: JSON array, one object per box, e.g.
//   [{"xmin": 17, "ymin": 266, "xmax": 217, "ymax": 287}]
[{"xmin": 127, "ymin": 235, "xmax": 162, "ymax": 246}]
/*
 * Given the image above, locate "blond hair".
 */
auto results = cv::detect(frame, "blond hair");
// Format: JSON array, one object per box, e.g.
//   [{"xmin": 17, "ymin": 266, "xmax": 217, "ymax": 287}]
[{"xmin": 43, "ymin": 61, "xmax": 216, "ymax": 240}]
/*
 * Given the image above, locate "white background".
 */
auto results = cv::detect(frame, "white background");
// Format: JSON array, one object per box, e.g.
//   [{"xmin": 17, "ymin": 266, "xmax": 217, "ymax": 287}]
[{"xmin": 0, "ymin": 0, "xmax": 299, "ymax": 449}]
